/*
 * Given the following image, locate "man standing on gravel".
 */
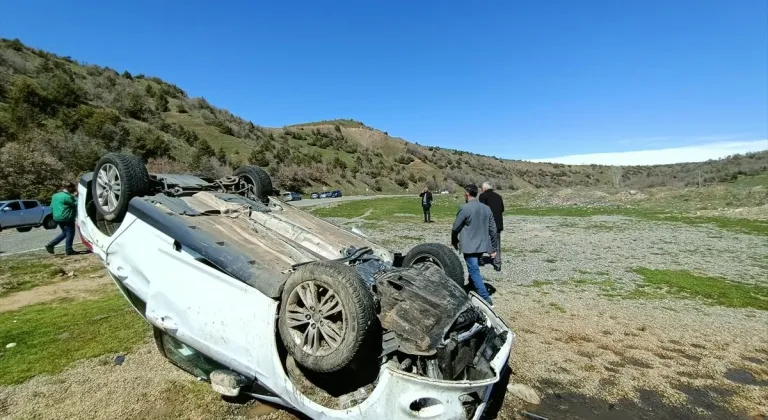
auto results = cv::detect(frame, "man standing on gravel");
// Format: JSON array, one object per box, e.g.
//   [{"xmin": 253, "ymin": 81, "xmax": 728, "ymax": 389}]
[
  {"xmin": 45, "ymin": 182, "xmax": 78, "ymax": 256},
  {"xmin": 419, "ymin": 187, "xmax": 433, "ymax": 223},
  {"xmin": 479, "ymin": 182, "xmax": 504, "ymax": 271},
  {"xmin": 451, "ymin": 184, "xmax": 498, "ymax": 305}
]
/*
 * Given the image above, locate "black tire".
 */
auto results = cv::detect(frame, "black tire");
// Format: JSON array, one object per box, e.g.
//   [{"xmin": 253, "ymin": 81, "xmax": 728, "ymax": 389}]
[
  {"xmin": 92, "ymin": 153, "xmax": 151, "ymax": 222},
  {"xmin": 234, "ymin": 165, "xmax": 273, "ymax": 204},
  {"xmin": 16, "ymin": 227, "xmax": 32, "ymax": 233},
  {"xmin": 43, "ymin": 216, "xmax": 57, "ymax": 230},
  {"xmin": 278, "ymin": 262, "xmax": 376, "ymax": 373},
  {"xmin": 403, "ymin": 243, "xmax": 465, "ymax": 287}
]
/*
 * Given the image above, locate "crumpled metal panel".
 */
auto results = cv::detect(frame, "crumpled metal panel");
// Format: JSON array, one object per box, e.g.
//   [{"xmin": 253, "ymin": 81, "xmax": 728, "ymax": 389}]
[
  {"xmin": 155, "ymin": 173, "xmax": 212, "ymax": 188},
  {"xmin": 145, "ymin": 194, "xmax": 202, "ymax": 216},
  {"xmin": 212, "ymin": 193, "xmax": 271, "ymax": 213},
  {"xmin": 376, "ymin": 264, "xmax": 472, "ymax": 356}
]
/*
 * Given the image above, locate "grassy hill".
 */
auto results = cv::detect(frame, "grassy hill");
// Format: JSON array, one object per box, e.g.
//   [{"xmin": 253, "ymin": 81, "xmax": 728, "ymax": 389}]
[{"xmin": 1, "ymin": 37, "xmax": 766, "ymax": 200}]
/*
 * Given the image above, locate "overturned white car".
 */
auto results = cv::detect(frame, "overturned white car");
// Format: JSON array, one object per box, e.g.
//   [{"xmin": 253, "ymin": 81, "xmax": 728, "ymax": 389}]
[{"xmin": 76, "ymin": 153, "xmax": 514, "ymax": 419}]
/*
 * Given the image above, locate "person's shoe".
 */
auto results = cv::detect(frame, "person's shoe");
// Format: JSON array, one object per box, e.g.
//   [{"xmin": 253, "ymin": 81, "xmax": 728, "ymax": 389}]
[
  {"xmin": 45, "ymin": 245, "xmax": 54, "ymax": 254},
  {"xmin": 65, "ymin": 250, "xmax": 77, "ymax": 256}
]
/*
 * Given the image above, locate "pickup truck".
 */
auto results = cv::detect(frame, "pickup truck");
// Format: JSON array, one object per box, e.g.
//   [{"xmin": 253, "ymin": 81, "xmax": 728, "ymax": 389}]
[{"xmin": 0, "ymin": 199, "xmax": 58, "ymax": 232}]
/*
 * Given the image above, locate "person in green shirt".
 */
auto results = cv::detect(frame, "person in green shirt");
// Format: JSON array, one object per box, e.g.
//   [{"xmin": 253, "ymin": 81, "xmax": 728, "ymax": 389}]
[{"xmin": 46, "ymin": 182, "xmax": 78, "ymax": 255}]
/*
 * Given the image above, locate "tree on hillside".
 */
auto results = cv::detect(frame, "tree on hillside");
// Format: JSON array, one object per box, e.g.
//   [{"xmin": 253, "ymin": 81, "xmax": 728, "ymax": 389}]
[
  {"xmin": 125, "ymin": 127, "xmax": 169, "ymax": 161},
  {"xmin": 248, "ymin": 148, "xmax": 270, "ymax": 167},
  {"xmin": 122, "ymin": 70, "xmax": 133, "ymax": 80},
  {"xmin": 175, "ymin": 102, "xmax": 188, "ymax": 113},
  {"xmin": 155, "ymin": 94, "xmax": 170, "ymax": 112},
  {"xmin": 7, "ymin": 78, "xmax": 48, "ymax": 131},
  {"xmin": 116, "ymin": 91, "xmax": 153, "ymax": 121},
  {"xmin": 331, "ymin": 155, "xmax": 347, "ymax": 170},
  {"xmin": 145, "ymin": 83, "xmax": 155, "ymax": 97},
  {"xmin": 0, "ymin": 141, "xmax": 65, "ymax": 200},
  {"xmin": 216, "ymin": 147, "xmax": 228, "ymax": 166},
  {"xmin": 196, "ymin": 139, "xmax": 215, "ymax": 158}
]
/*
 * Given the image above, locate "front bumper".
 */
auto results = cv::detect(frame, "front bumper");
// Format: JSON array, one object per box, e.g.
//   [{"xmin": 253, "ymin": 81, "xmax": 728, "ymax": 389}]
[{"xmin": 286, "ymin": 293, "xmax": 514, "ymax": 420}]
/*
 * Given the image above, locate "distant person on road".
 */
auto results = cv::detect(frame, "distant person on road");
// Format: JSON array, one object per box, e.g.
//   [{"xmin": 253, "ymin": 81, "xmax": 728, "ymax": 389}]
[
  {"xmin": 479, "ymin": 182, "xmax": 505, "ymax": 271},
  {"xmin": 451, "ymin": 184, "xmax": 498, "ymax": 305},
  {"xmin": 45, "ymin": 182, "xmax": 78, "ymax": 256},
  {"xmin": 419, "ymin": 187, "xmax": 433, "ymax": 223}
]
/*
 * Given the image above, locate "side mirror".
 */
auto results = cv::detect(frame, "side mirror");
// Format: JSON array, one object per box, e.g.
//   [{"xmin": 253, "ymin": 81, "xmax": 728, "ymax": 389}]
[{"xmin": 1, "ymin": 207, "xmax": 10, "ymax": 212}]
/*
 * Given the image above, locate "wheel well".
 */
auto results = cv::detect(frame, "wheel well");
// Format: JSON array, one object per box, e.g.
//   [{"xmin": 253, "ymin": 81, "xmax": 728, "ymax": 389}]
[{"xmin": 84, "ymin": 178, "xmax": 122, "ymax": 236}]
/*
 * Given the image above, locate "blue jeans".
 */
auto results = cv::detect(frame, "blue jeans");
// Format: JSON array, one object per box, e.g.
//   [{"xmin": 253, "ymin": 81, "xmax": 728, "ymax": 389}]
[
  {"xmin": 464, "ymin": 253, "xmax": 492, "ymax": 304},
  {"xmin": 48, "ymin": 221, "xmax": 75, "ymax": 254}
]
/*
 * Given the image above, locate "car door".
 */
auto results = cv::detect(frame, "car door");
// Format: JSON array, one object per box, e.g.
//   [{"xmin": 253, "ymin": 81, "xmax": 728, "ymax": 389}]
[
  {"xmin": 108, "ymin": 220, "xmax": 281, "ymax": 378},
  {"xmin": 21, "ymin": 201, "xmax": 43, "ymax": 225},
  {"xmin": 0, "ymin": 201, "xmax": 24, "ymax": 227}
]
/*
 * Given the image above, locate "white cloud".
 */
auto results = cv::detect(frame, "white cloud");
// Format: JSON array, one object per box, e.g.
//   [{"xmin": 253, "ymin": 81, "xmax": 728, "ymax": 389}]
[{"xmin": 530, "ymin": 140, "xmax": 768, "ymax": 166}]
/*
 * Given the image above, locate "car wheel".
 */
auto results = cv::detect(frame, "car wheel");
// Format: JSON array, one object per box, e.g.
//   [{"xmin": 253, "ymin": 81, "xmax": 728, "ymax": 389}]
[
  {"xmin": 92, "ymin": 153, "xmax": 151, "ymax": 222},
  {"xmin": 402, "ymin": 243, "xmax": 465, "ymax": 287},
  {"xmin": 43, "ymin": 216, "xmax": 57, "ymax": 230},
  {"xmin": 234, "ymin": 165, "xmax": 273, "ymax": 204},
  {"xmin": 16, "ymin": 227, "xmax": 32, "ymax": 233},
  {"xmin": 278, "ymin": 261, "xmax": 376, "ymax": 373}
]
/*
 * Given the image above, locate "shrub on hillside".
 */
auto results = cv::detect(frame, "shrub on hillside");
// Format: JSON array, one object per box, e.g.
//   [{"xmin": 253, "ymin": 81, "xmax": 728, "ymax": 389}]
[
  {"xmin": 175, "ymin": 102, "xmax": 188, "ymax": 113},
  {"xmin": 0, "ymin": 141, "xmax": 66, "ymax": 200},
  {"xmin": 113, "ymin": 90, "xmax": 154, "ymax": 121},
  {"xmin": 394, "ymin": 175, "xmax": 409, "ymax": 188},
  {"xmin": 248, "ymin": 148, "xmax": 270, "ymax": 167},
  {"xmin": 8, "ymin": 78, "xmax": 47, "ymax": 127},
  {"xmin": 155, "ymin": 94, "xmax": 169, "ymax": 112},
  {"xmin": 273, "ymin": 164, "xmax": 312, "ymax": 192},
  {"xmin": 130, "ymin": 127, "xmax": 170, "ymax": 160}
]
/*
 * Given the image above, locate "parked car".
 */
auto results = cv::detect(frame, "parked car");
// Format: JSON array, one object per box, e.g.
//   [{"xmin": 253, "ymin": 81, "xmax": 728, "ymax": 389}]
[
  {"xmin": 0, "ymin": 199, "xmax": 58, "ymax": 232},
  {"xmin": 330, "ymin": 190, "xmax": 342, "ymax": 198},
  {"xmin": 319, "ymin": 191, "xmax": 331, "ymax": 198},
  {"xmin": 310, "ymin": 192, "xmax": 320, "ymax": 199},
  {"xmin": 280, "ymin": 191, "xmax": 302, "ymax": 202},
  {"xmin": 76, "ymin": 153, "xmax": 514, "ymax": 420}
]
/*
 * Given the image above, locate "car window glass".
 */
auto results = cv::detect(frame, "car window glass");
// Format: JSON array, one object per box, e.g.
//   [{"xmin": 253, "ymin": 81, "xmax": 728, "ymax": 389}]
[
  {"xmin": 4, "ymin": 202, "xmax": 22, "ymax": 211},
  {"xmin": 22, "ymin": 201, "xmax": 39, "ymax": 209},
  {"xmin": 160, "ymin": 333, "xmax": 227, "ymax": 380}
]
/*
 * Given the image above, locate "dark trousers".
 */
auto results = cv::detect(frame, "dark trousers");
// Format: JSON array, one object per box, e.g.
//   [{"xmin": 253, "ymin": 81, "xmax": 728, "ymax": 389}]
[
  {"xmin": 48, "ymin": 220, "xmax": 75, "ymax": 254},
  {"xmin": 494, "ymin": 230, "xmax": 502, "ymax": 268},
  {"xmin": 422, "ymin": 204, "xmax": 431, "ymax": 222}
]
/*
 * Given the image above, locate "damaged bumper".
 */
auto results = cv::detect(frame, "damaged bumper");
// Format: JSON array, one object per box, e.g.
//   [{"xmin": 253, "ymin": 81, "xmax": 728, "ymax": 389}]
[{"xmin": 303, "ymin": 294, "xmax": 514, "ymax": 420}]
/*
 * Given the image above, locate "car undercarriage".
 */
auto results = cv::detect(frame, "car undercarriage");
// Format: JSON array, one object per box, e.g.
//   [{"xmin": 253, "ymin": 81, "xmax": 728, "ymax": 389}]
[{"xmin": 77, "ymin": 153, "xmax": 514, "ymax": 419}]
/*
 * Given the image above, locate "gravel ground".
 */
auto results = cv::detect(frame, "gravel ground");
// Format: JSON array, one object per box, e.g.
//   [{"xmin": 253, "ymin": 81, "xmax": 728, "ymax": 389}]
[
  {"xmin": 1, "ymin": 214, "xmax": 766, "ymax": 419},
  {"xmin": 337, "ymin": 215, "xmax": 768, "ymax": 285},
  {"xmin": 353, "ymin": 215, "xmax": 768, "ymax": 419}
]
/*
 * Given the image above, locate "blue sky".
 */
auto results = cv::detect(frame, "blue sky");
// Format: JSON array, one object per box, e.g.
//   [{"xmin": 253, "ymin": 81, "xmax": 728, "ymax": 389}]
[{"xmin": 1, "ymin": 0, "xmax": 766, "ymax": 163}]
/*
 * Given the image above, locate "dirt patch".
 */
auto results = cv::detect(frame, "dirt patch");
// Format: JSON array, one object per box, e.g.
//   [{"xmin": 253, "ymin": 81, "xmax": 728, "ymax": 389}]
[
  {"xmin": 0, "ymin": 274, "xmax": 111, "ymax": 312},
  {"xmin": 0, "ymin": 342, "xmax": 299, "ymax": 420}
]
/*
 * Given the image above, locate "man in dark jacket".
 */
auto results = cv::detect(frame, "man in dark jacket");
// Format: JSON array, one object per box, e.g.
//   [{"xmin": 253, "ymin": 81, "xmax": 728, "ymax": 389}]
[
  {"xmin": 45, "ymin": 182, "xmax": 78, "ymax": 256},
  {"xmin": 452, "ymin": 184, "xmax": 498, "ymax": 305},
  {"xmin": 419, "ymin": 187, "xmax": 433, "ymax": 223},
  {"xmin": 479, "ymin": 182, "xmax": 504, "ymax": 271}
]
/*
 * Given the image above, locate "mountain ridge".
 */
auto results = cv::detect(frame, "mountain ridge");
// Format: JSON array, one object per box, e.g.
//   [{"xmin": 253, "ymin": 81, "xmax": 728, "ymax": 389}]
[{"xmin": 1, "ymin": 37, "xmax": 766, "ymax": 200}]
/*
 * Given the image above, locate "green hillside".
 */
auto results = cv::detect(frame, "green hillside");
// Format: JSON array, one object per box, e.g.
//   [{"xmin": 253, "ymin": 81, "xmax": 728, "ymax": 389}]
[{"xmin": 1, "ymin": 38, "xmax": 766, "ymax": 200}]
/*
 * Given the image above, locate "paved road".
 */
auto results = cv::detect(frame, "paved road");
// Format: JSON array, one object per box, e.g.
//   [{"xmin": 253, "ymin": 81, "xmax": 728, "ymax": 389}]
[
  {"xmin": 0, "ymin": 195, "xmax": 404, "ymax": 256},
  {"xmin": 0, "ymin": 227, "xmax": 57, "ymax": 257}
]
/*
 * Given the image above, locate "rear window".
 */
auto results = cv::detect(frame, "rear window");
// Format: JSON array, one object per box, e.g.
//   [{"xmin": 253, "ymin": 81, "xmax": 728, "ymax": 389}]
[{"xmin": 22, "ymin": 201, "xmax": 39, "ymax": 209}]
